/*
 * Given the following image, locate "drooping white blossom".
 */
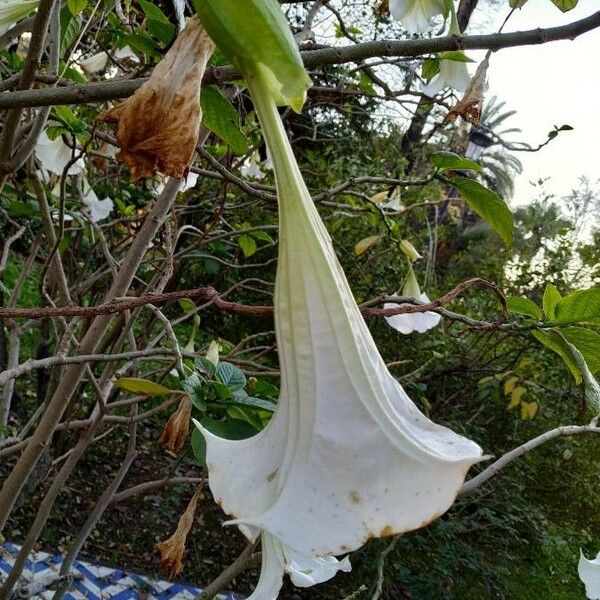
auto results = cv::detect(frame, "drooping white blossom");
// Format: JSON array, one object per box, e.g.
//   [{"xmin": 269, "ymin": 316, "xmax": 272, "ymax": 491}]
[
  {"xmin": 579, "ymin": 550, "xmax": 600, "ymax": 599},
  {"xmin": 34, "ymin": 131, "xmax": 85, "ymax": 176},
  {"xmin": 422, "ymin": 52, "xmax": 472, "ymax": 96},
  {"xmin": 385, "ymin": 265, "xmax": 442, "ymax": 335},
  {"xmin": 82, "ymin": 179, "xmax": 113, "ymax": 223},
  {"xmin": 389, "ymin": 0, "xmax": 445, "ymax": 34},
  {"xmin": 195, "ymin": 72, "xmax": 483, "ymax": 599}
]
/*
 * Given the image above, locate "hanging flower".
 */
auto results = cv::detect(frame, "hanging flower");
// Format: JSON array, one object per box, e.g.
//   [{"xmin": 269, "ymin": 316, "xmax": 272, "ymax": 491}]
[
  {"xmin": 34, "ymin": 131, "xmax": 84, "ymax": 176},
  {"xmin": 579, "ymin": 550, "xmax": 600, "ymax": 599},
  {"xmin": 193, "ymin": 55, "xmax": 483, "ymax": 600},
  {"xmin": 81, "ymin": 178, "xmax": 113, "ymax": 222},
  {"xmin": 0, "ymin": 0, "xmax": 38, "ymax": 37},
  {"xmin": 389, "ymin": 0, "xmax": 445, "ymax": 34},
  {"xmin": 156, "ymin": 489, "xmax": 202, "ymax": 578},
  {"xmin": 97, "ymin": 17, "xmax": 214, "ymax": 179},
  {"xmin": 422, "ymin": 51, "xmax": 473, "ymax": 96},
  {"xmin": 444, "ymin": 54, "xmax": 490, "ymax": 124},
  {"xmin": 384, "ymin": 264, "xmax": 441, "ymax": 335}
]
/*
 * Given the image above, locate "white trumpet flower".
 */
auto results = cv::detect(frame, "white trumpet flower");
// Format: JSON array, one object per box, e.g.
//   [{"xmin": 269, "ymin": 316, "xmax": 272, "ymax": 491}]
[
  {"xmin": 579, "ymin": 549, "xmax": 600, "ymax": 599},
  {"xmin": 34, "ymin": 131, "xmax": 84, "ymax": 176},
  {"xmin": 389, "ymin": 0, "xmax": 445, "ymax": 34},
  {"xmin": 82, "ymin": 179, "xmax": 113, "ymax": 223},
  {"xmin": 384, "ymin": 265, "xmax": 441, "ymax": 335},
  {"xmin": 422, "ymin": 51, "xmax": 472, "ymax": 96},
  {"xmin": 195, "ymin": 73, "xmax": 483, "ymax": 598}
]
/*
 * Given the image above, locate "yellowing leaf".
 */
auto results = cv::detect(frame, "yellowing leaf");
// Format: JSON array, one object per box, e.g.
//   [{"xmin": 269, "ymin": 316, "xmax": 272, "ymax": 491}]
[
  {"xmin": 354, "ymin": 235, "xmax": 384, "ymax": 256},
  {"xmin": 520, "ymin": 401, "xmax": 538, "ymax": 420},
  {"xmin": 114, "ymin": 377, "xmax": 175, "ymax": 396},
  {"xmin": 503, "ymin": 376, "xmax": 518, "ymax": 395},
  {"xmin": 370, "ymin": 190, "xmax": 388, "ymax": 205},
  {"xmin": 508, "ymin": 386, "xmax": 525, "ymax": 409},
  {"xmin": 399, "ymin": 239, "xmax": 422, "ymax": 262}
]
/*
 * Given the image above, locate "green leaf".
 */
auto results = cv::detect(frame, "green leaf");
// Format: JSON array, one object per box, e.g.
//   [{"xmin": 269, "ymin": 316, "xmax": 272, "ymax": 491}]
[
  {"xmin": 542, "ymin": 283, "xmax": 562, "ymax": 320},
  {"xmin": 182, "ymin": 372, "xmax": 206, "ymax": 410},
  {"xmin": 554, "ymin": 288, "xmax": 600, "ymax": 325},
  {"xmin": 532, "ymin": 326, "xmax": 600, "ymax": 384},
  {"xmin": 200, "ymin": 86, "xmax": 248, "ymax": 155},
  {"xmin": 561, "ymin": 336, "xmax": 600, "ymax": 415},
  {"xmin": 123, "ymin": 31, "xmax": 160, "ymax": 58},
  {"xmin": 249, "ymin": 379, "xmax": 279, "ymax": 398},
  {"xmin": 67, "ymin": 0, "xmax": 86, "ymax": 16},
  {"xmin": 178, "ymin": 298, "xmax": 195, "ymax": 313},
  {"xmin": 147, "ymin": 18, "xmax": 176, "ymax": 45},
  {"xmin": 532, "ymin": 329, "xmax": 581, "ymax": 383},
  {"xmin": 430, "ymin": 151, "xmax": 482, "ymax": 173},
  {"xmin": 506, "ymin": 296, "xmax": 542, "ymax": 320},
  {"xmin": 194, "ymin": 0, "xmax": 312, "ymax": 111},
  {"xmin": 421, "ymin": 57, "xmax": 440, "ymax": 80},
  {"xmin": 191, "ymin": 427, "xmax": 206, "ymax": 466},
  {"xmin": 138, "ymin": 0, "xmax": 171, "ymax": 22},
  {"xmin": 238, "ymin": 233, "xmax": 257, "ymax": 258},
  {"xmin": 549, "ymin": 0, "xmax": 578, "ymax": 12},
  {"xmin": 450, "ymin": 176, "xmax": 514, "ymax": 246},
  {"xmin": 60, "ymin": 8, "xmax": 81, "ymax": 55},
  {"xmin": 216, "ymin": 362, "xmax": 246, "ymax": 391},
  {"xmin": 439, "ymin": 51, "xmax": 476, "ymax": 63},
  {"xmin": 114, "ymin": 377, "xmax": 175, "ymax": 396},
  {"xmin": 249, "ymin": 230, "xmax": 275, "ymax": 243},
  {"xmin": 229, "ymin": 389, "xmax": 276, "ymax": 412},
  {"xmin": 194, "ymin": 415, "xmax": 258, "ymax": 440}
]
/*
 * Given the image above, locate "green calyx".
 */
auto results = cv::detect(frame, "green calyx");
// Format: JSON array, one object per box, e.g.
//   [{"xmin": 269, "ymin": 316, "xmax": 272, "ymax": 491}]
[{"xmin": 194, "ymin": 0, "xmax": 312, "ymax": 112}]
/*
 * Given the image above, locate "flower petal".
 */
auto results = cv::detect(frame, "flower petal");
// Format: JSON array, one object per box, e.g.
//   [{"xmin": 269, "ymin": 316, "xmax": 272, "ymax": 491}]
[
  {"xmin": 35, "ymin": 131, "xmax": 84, "ymax": 176},
  {"xmin": 579, "ymin": 549, "xmax": 600, "ymax": 600},
  {"xmin": 199, "ymin": 84, "xmax": 483, "ymax": 559}
]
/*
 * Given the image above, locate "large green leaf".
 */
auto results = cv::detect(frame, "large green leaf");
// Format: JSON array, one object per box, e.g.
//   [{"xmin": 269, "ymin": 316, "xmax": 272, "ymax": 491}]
[
  {"xmin": 216, "ymin": 362, "xmax": 247, "ymax": 391},
  {"xmin": 507, "ymin": 296, "xmax": 542, "ymax": 320},
  {"xmin": 554, "ymin": 288, "xmax": 600, "ymax": 325},
  {"xmin": 430, "ymin": 151, "xmax": 481, "ymax": 173},
  {"xmin": 450, "ymin": 177, "xmax": 514, "ymax": 246},
  {"xmin": 200, "ymin": 85, "xmax": 248, "ymax": 155},
  {"xmin": 194, "ymin": 0, "xmax": 312, "ymax": 111},
  {"xmin": 532, "ymin": 326, "xmax": 600, "ymax": 384},
  {"xmin": 542, "ymin": 283, "xmax": 562, "ymax": 320},
  {"xmin": 114, "ymin": 377, "xmax": 175, "ymax": 396}
]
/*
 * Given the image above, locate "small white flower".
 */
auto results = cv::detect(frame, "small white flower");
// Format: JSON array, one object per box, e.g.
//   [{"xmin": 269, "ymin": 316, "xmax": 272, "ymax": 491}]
[
  {"xmin": 79, "ymin": 51, "xmax": 109, "ymax": 74},
  {"xmin": 0, "ymin": 0, "xmax": 38, "ymax": 36},
  {"xmin": 422, "ymin": 52, "xmax": 472, "ymax": 96},
  {"xmin": 385, "ymin": 266, "xmax": 441, "ymax": 335},
  {"xmin": 34, "ymin": 131, "xmax": 85, "ymax": 176},
  {"xmin": 579, "ymin": 549, "xmax": 600, "ymax": 599},
  {"xmin": 389, "ymin": 0, "xmax": 445, "ymax": 34},
  {"xmin": 241, "ymin": 152, "xmax": 267, "ymax": 180},
  {"xmin": 156, "ymin": 172, "xmax": 199, "ymax": 195},
  {"xmin": 113, "ymin": 45, "xmax": 140, "ymax": 64},
  {"xmin": 82, "ymin": 179, "xmax": 113, "ymax": 223}
]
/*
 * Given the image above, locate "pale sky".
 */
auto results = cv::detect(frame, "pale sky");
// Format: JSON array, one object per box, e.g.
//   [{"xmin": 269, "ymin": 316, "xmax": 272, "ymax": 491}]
[{"xmin": 470, "ymin": 0, "xmax": 600, "ymax": 205}]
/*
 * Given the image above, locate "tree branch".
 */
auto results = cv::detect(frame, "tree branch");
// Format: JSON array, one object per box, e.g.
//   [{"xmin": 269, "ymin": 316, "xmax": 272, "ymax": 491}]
[{"xmin": 0, "ymin": 12, "xmax": 598, "ymax": 109}]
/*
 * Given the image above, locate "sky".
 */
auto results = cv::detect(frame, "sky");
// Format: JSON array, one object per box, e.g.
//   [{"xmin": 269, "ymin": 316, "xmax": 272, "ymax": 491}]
[{"xmin": 469, "ymin": 0, "xmax": 600, "ymax": 205}]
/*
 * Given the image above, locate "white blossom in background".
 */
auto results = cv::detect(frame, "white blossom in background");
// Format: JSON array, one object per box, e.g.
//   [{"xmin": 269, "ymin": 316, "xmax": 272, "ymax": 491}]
[
  {"xmin": 155, "ymin": 172, "xmax": 199, "ymax": 195},
  {"xmin": 240, "ymin": 152, "xmax": 267, "ymax": 180},
  {"xmin": 579, "ymin": 550, "xmax": 600, "ymax": 599},
  {"xmin": 0, "ymin": 0, "xmax": 38, "ymax": 36},
  {"xmin": 389, "ymin": 0, "xmax": 445, "ymax": 34},
  {"xmin": 385, "ymin": 265, "xmax": 442, "ymax": 335},
  {"xmin": 79, "ymin": 51, "xmax": 109, "ymax": 74},
  {"xmin": 34, "ymin": 131, "xmax": 85, "ymax": 176},
  {"xmin": 422, "ymin": 52, "xmax": 472, "ymax": 96},
  {"xmin": 82, "ymin": 179, "xmax": 113, "ymax": 223},
  {"xmin": 195, "ymin": 79, "xmax": 483, "ymax": 598}
]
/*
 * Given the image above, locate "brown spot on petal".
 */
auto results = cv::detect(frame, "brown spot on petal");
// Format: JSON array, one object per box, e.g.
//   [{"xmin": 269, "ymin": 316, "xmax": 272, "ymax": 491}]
[
  {"xmin": 156, "ymin": 489, "xmax": 201, "ymax": 578},
  {"xmin": 266, "ymin": 469, "xmax": 278, "ymax": 482},
  {"xmin": 98, "ymin": 17, "xmax": 214, "ymax": 179},
  {"xmin": 349, "ymin": 491, "xmax": 361, "ymax": 504},
  {"xmin": 379, "ymin": 525, "xmax": 395, "ymax": 537}
]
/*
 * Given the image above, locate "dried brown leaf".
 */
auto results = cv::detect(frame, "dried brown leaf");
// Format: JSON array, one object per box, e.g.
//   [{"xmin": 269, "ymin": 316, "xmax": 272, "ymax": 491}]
[
  {"xmin": 156, "ymin": 489, "xmax": 202, "ymax": 578},
  {"xmin": 444, "ymin": 55, "xmax": 490, "ymax": 125},
  {"xmin": 98, "ymin": 18, "xmax": 214, "ymax": 179},
  {"xmin": 159, "ymin": 395, "xmax": 192, "ymax": 453}
]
